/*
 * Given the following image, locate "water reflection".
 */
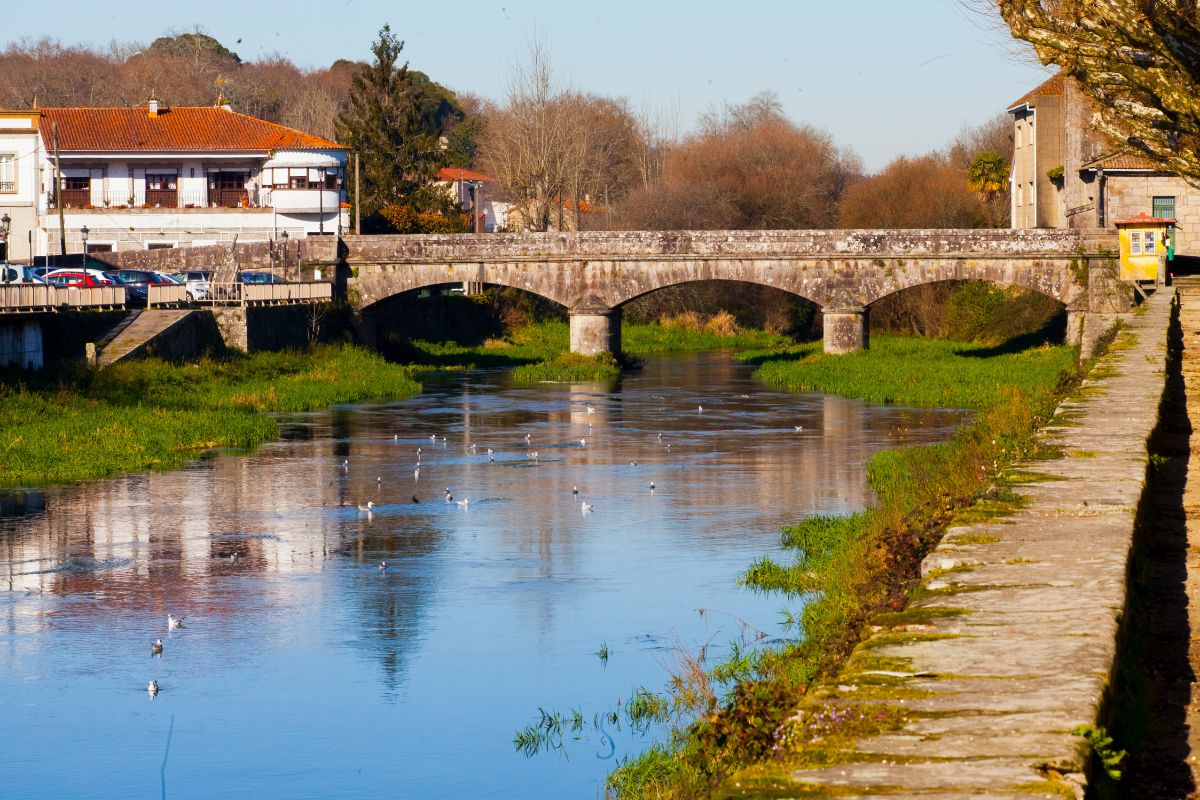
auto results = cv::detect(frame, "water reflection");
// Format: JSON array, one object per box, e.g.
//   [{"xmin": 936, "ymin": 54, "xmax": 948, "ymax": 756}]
[{"xmin": 0, "ymin": 352, "xmax": 964, "ymax": 799}]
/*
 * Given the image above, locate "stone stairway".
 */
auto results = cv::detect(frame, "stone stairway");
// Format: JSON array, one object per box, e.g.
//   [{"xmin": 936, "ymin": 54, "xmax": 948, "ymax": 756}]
[{"xmin": 96, "ymin": 309, "xmax": 196, "ymax": 366}]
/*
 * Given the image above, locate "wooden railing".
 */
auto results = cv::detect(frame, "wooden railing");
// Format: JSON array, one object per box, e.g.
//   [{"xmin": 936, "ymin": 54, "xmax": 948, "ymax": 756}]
[
  {"xmin": 147, "ymin": 284, "xmax": 189, "ymax": 307},
  {"xmin": 194, "ymin": 282, "xmax": 333, "ymax": 307},
  {"xmin": 0, "ymin": 284, "xmax": 126, "ymax": 313},
  {"xmin": 243, "ymin": 282, "xmax": 332, "ymax": 305}
]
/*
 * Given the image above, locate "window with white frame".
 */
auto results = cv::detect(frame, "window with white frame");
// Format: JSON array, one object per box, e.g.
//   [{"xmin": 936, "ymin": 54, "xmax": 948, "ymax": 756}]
[
  {"xmin": 1145, "ymin": 231, "xmax": 1157, "ymax": 254},
  {"xmin": 0, "ymin": 154, "xmax": 14, "ymax": 192},
  {"xmin": 1130, "ymin": 231, "xmax": 1142, "ymax": 255}
]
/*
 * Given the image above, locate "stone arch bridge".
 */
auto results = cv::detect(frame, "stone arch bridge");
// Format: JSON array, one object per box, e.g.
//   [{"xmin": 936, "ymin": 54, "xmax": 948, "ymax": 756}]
[{"xmin": 339, "ymin": 229, "xmax": 1128, "ymax": 355}]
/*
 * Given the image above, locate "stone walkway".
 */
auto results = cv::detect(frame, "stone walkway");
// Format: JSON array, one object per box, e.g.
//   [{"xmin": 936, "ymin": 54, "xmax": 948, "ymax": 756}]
[{"xmin": 780, "ymin": 292, "xmax": 1173, "ymax": 798}]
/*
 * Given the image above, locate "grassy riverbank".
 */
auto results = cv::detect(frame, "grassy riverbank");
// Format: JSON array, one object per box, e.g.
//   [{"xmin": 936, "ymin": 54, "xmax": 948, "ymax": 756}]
[
  {"xmin": 607, "ymin": 333, "xmax": 1084, "ymax": 798},
  {"xmin": 405, "ymin": 319, "xmax": 789, "ymax": 382},
  {"xmin": 0, "ymin": 346, "xmax": 421, "ymax": 487}
]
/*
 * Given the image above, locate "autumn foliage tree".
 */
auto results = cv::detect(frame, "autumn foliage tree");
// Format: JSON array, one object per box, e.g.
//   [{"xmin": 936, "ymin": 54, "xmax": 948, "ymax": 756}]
[{"xmin": 619, "ymin": 93, "xmax": 858, "ymax": 230}]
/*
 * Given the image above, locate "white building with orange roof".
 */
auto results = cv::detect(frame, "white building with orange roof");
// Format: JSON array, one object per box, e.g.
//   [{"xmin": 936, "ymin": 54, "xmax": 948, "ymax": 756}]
[
  {"xmin": 1008, "ymin": 73, "xmax": 1198, "ymax": 257},
  {"xmin": 0, "ymin": 98, "xmax": 348, "ymax": 263}
]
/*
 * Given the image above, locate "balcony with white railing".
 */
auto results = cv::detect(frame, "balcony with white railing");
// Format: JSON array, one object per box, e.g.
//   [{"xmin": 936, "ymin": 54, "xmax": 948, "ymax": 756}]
[
  {"xmin": 48, "ymin": 188, "xmax": 273, "ymax": 211},
  {"xmin": 260, "ymin": 187, "xmax": 342, "ymax": 214}
]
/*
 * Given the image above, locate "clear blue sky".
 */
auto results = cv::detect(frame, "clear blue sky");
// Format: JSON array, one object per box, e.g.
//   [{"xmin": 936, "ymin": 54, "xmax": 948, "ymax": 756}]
[{"xmin": 3, "ymin": 0, "xmax": 1051, "ymax": 170}]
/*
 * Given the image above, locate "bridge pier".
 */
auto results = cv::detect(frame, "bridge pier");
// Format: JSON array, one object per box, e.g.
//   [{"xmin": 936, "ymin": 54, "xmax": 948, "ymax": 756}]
[
  {"xmin": 822, "ymin": 306, "xmax": 869, "ymax": 354},
  {"xmin": 569, "ymin": 308, "xmax": 622, "ymax": 356}
]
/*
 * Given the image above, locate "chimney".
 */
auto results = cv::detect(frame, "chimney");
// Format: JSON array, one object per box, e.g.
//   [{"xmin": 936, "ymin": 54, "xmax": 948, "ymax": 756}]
[{"xmin": 148, "ymin": 96, "xmax": 159, "ymax": 118}]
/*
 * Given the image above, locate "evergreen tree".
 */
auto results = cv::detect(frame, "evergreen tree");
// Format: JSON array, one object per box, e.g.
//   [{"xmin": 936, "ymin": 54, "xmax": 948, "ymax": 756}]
[{"xmin": 335, "ymin": 25, "xmax": 445, "ymax": 223}]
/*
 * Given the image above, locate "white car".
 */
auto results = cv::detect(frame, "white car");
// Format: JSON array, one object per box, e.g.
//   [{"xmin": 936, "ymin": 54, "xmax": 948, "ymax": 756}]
[
  {"xmin": 0, "ymin": 264, "xmax": 47, "ymax": 284},
  {"xmin": 171, "ymin": 270, "xmax": 213, "ymax": 301}
]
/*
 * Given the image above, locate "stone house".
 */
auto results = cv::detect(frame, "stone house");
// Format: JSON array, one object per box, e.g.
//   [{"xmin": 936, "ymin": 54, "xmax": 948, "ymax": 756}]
[
  {"xmin": 0, "ymin": 99, "xmax": 348, "ymax": 263},
  {"xmin": 1008, "ymin": 73, "xmax": 1197, "ymax": 256}
]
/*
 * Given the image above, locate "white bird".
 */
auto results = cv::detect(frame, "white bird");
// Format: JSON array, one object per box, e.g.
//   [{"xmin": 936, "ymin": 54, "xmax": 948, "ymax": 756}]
[
  {"xmin": 430, "ymin": 434, "xmax": 437, "ymax": 442},
  {"xmin": 470, "ymin": 443, "xmax": 477, "ymax": 453},
  {"xmin": 528, "ymin": 451, "xmax": 539, "ymax": 461},
  {"xmin": 580, "ymin": 438, "xmax": 587, "ymax": 446},
  {"xmin": 649, "ymin": 482, "xmax": 656, "ymax": 491},
  {"xmin": 456, "ymin": 498, "xmax": 470, "ymax": 508},
  {"xmin": 377, "ymin": 476, "xmax": 382, "ymax": 484},
  {"xmin": 379, "ymin": 561, "xmax": 388, "ymax": 571},
  {"xmin": 393, "ymin": 434, "xmax": 399, "ymax": 442},
  {"xmin": 630, "ymin": 461, "xmax": 638, "ymax": 467},
  {"xmin": 586, "ymin": 405, "xmax": 595, "ymax": 414},
  {"xmin": 697, "ymin": 405, "xmax": 704, "ymax": 413},
  {"xmin": 151, "ymin": 639, "xmax": 163, "ymax": 656},
  {"xmin": 657, "ymin": 432, "xmax": 662, "ymax": 441},
  {"xmin": 487, "ymin": 448, "xmax": 495, "ymax": 462},
  {"xmin": 167, "ymin": 614, "xmax": 184, "ymax": 630},
  {"xmin": 147, "ymin": 680, "xmax": 159, "ymax": 697},
  {"xmin": 414, "ymin": 467, "xmax": 420, "ymax": 480},
  {"xmin": 581, "ymin": 502, "xmax": 594, "ymax": 513},
  {"xmin": 794, "ymin": 425, "xmax": 804, "ymax": 432},
  {"xmin": 572, "ymin": 486, "xmax": 579, "ymax": 496},
  {"xmin": 444, "ymin": 488, "xmax": 453, "ymax": 503},
  {"xmin": 524, "ymin": 433, "xmax": 532, "ymax": 442},
  {"xmin": 342, "ymin": 459, "xmax": 349, "ymax": 469},
  {"xmin": 357, "ymin": 501, "xmax": 375, "ymax": 513}
]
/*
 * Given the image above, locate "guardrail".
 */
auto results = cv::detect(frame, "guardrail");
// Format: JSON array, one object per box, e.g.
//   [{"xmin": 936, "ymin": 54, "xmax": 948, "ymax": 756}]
[
  {"xmin": 195, "ymin": 282, "xmax": 332, "ymax": 307},
  {"xmin": 147, "ymin": 284, "xmax": 189, "ymax": 308},
  {"xmin": 0, "ymin": 284, "xmax": 126, "ymax": 314}
]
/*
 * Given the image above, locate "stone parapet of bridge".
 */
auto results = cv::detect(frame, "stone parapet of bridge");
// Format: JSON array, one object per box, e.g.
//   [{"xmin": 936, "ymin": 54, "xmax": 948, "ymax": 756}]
[{"xmin": 341, "ymin": 228, "xmax": 1125, "ymax": 355}]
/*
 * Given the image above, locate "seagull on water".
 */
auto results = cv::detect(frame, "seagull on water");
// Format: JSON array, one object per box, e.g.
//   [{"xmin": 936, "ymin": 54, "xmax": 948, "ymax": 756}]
[
  {"xmin": 394, "ymin": 434, "xmax": 399, "ymax": 442},
  {"xmin": 357, "ymin": 501, "xmax": 375, "ymax": 513},
  {"xmin": 630, "ymin": 461, "xmax": 638, "ymax": 467},
  {"xmin": 342, "ymin": 458, "xmax": 349, "ymax": 469},
  {"xmin": 377, "ymin": 476, "xmax": 382, "ymax": 484},
  {"xmin": 444, "ymin": 488, "xmax": 453, "ymax": 503},
  {"xmin": 580, "ymin": 438, "xmax": 587, "ymax": 446},
  {"xmin": 379, "ymin": 561, "xmax": 388, "ymax": 571},
  {"xmin": 649, "ymin": 482, "xmax": 656, "ymax": 492},
  {"xmin": 586, "ymin": 405, "xmax": 595, "ymax": 414},
  {"xmin": 167, "ymin": 614, "xmax": 184, "ymax": 630},
  {"xmin": 581, "ymin": 501, "xmax": 594, "ymax": 513},
  {"xmin": 414, "ymin": 467, "xmax": 420, "ymax": 480},
  {"xmin": 430, "ymin": 434, "xmax": 437, "ymax": 442},
  {"xmin": 528, "ymin": 451, "xmax": 539, "ymax": 461},
  {"xmin": 151, "ymin": 639, "xmax": 163, "ymax": 656},
  {"xmin": 487, "ymin": 448, "xmax": 495, "ymax": 462},
  {"xmin": 456, "ymin": 498, "xmax": 470, "ymax": 508},
  {"xmin": 572, "ymin": 486, "xmax": 579, "ymax": 496},
  {"xmin": 657, "ymin": 432, "xmax": 662, "ymax": 441},
  {"xmin": 147, "ymin": 680, "xmax": 159, "ymax": 697},
  {"xmin": 697, "ymin": 405, "xmax": 704, "ymax": 413},
  {"xmin": 794, "ymin": 425, "xmax": 804, "ymax": 432},
  {"xmin": 524, "ymin": 433, "xmax": 532, "ymax": 442}
]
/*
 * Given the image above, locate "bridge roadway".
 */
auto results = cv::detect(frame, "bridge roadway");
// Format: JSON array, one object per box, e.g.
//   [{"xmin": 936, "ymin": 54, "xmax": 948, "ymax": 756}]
[{"xmin": 339, "ymin": 228, "xmax": 1129, "ymax": 355}]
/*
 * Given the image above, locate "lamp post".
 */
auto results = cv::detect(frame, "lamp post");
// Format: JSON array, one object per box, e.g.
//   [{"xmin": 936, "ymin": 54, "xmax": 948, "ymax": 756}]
[
  {"xmin": 0, "ymin": 213, "xmax": 10, "ymax": 265},
  {"xmin": 280, "ymin": 229, "xmax": 289, "ymax": 282},
  {"xmin": 80, "ymin": 225, "xmax": 89, "ymax": 264}
]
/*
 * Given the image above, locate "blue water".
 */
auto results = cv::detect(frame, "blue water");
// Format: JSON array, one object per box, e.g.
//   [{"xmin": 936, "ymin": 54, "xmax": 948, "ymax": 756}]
[{"xmin": 0, "ymin": 352, "xmax": 963, "ymax": 799}]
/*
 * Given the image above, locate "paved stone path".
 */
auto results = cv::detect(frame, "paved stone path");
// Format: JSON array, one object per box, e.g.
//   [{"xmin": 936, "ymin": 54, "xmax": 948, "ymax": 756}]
[{"xmin": 780, "ymin": 292, "xmax": 1172, "ymax": 798}]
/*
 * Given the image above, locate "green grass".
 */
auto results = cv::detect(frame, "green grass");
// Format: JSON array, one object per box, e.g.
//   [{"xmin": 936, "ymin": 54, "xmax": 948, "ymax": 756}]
[
  {"xmin": 608, "ymin": 333, "xmax": 1086, "ymax": 798},
  {"xmin": 0, "ymin": 345, "xmax": 422, "ymax": 487},
  {"xmin": 511, "ymin": 352, "xmax": 622, "ymax": 383},
  {"xmin": 743, "ymin": 334, "xmax": 1078, "ymax": 410}
]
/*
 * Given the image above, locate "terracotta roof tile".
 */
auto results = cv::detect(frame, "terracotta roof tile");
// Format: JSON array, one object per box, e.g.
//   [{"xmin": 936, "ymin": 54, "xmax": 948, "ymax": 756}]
[
  {"xmin": 436, "ymin": 167, "xmax": 495, "ymax": 182},
  {"xmin": 32, "ymin": 106, "xmax": 343, "ymax": 152},
  {"xmin": 1079, "ymin": 152, "xmax": 1161, "ymax": 171},
  {"xmin": 1008, "ymin": 72, "xmax": 1066, "ymax": 111}
]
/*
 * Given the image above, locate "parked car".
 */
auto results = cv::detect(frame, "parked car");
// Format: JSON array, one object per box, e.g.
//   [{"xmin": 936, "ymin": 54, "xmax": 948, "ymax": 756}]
[
  {"xmin": 0, "ymin": 264, "xmax": 48, "ymax": 284},
  {"xmin": 171, "ymin": 270, "xmax": 213, "ymax": 302},
  {"xmin": 109, "ymin": 269, "xmax": 178, "ymax": 291},
  {"xmin": 43, "ymin": 268, "xmax": 116, "ymax": 288},
  {"xmin": 102, "ymin": 272, "xmax": 149, "ymax": 307},
  {"xmin": 237, "ymin": 271, "xmax": 283, "ymax": 284}
]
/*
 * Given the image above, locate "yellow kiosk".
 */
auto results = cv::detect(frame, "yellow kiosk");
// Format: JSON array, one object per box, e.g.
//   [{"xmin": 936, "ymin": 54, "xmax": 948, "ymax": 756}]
[{"xmin": 1114, "ymin": 211, "xmax": 1174, "ymax": 282}]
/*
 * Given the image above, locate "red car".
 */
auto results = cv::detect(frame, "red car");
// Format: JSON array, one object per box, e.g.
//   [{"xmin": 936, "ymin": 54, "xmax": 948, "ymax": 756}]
[{"xmin": 43, "ymin": 268, "xmax": 115, "ymax": 288}]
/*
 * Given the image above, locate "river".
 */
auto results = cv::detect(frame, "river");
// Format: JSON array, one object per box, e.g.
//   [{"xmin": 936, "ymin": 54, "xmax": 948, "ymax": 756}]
[{"xmin": 0, "ymin": 352, "xmax": 965, "ymax": 799}]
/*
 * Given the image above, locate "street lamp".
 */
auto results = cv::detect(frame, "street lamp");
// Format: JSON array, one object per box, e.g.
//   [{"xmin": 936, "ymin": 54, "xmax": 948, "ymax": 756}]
[{"xmin": 80, "ymin": 225, "xmax": 89, "ymax": 262}]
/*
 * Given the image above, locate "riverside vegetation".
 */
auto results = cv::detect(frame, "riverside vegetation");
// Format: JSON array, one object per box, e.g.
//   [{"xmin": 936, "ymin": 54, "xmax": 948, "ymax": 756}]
[
  {"xmin": 0, "ymin": 346, "xmax": 421, "ymax": 486},
  {"xmin": 505, "ymin": 331, "xmax": 1084, "ymax": 798}
]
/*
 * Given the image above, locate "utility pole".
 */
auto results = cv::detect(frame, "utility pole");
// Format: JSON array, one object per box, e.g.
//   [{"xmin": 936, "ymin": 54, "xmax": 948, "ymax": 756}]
[
  {"xmin": 52, "ymin": 122, "xmax": 65, "ymax": 258},
  {"xmin": 354, "ymin": 151, "xmax": 360, "ymax": 235}
]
